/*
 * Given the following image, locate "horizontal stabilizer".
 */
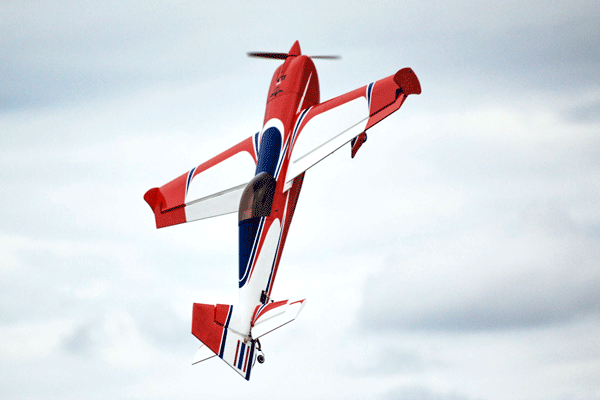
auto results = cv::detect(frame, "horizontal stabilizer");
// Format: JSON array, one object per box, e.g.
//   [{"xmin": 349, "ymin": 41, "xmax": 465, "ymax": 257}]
[
  {"xmin": 191, "ymin": 303, "xmax": 257, "ymax": 380},
  {"xmin": 250, "ymin": 299, "xmax": 306, "ymax": 339},
  {"xmin": 192, "ymin": 344, "xmax": 216, "ymax": 365}
]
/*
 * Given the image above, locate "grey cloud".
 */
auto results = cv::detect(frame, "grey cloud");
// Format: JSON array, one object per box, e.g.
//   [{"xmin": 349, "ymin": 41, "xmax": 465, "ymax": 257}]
[
  {"xmin": 381, "ymin": 385, "xmax": 476, "ymax": 400},
  {"xmin": 136, "ymin": 303, "xmax": 189, "ymax": 352},
  {"xmin": 3, "ymin": 0, "xmax": 599, "ymax": 112},
  {"xmin": 565, "ymin": 99, "xmax": 600, "ymax": 123},
  {"xmin": 59, "ymin": 304, "xmax": 189, "ymax": 357},
  {"xmin": 0, "ymin": 244, "xmax": 121, "ymax": 324},
  {"xmin": 348, "ymin": 348, "xmax": 428, "ymax": 376},
  {"xmin": 62, "ymin": 321, "xmax": 96, "ymax": 355},
  {"xmin": 359, "ymin": 210, "xmax": 600, "ymax": 332},
  {"xmin": 0, "ymin": 1, "xmax": 252, "ymax": 110}
]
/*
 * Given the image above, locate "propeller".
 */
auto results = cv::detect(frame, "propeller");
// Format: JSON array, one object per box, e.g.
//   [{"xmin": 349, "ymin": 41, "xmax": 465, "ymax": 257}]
[{"xmin": 248, "ymin": 52, "xmax": 340, "ymax": 60}]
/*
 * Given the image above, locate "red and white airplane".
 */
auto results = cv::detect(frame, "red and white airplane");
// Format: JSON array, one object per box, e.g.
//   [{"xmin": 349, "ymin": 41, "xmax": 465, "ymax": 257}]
[{"xmin": 144, "ymin": 40, "xmax": 421, "ymax": 380}]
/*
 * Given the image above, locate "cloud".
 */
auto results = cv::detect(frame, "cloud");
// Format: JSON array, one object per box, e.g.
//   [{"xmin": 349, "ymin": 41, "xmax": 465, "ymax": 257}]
[
  {"xmin": 355, "ymin": 105, "xmax": 600, "ymax": 332},
  {"xmin": 566, "ymin": 98, "xmax": 600, "ymax": 124},
  {"xmin": 381, "ymin": 385, "xmax": 476, "ymax": 400},
  {"xmin": 1, "ymin": 1, "xmax": 599, "ymax": 398},
  {"xmin": 62, "ymin": 321, "xmax": 96, "ymax": 355}
]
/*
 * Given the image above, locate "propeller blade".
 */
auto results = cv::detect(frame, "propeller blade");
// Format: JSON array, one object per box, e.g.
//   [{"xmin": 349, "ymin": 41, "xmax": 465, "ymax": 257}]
[
  {"xmin": 248, "ymin": 52, "xmax": 341, "ymax": 60},
  {"xmin": 247, "ymin": 52, "xmax": 288, "ymax": 60}
]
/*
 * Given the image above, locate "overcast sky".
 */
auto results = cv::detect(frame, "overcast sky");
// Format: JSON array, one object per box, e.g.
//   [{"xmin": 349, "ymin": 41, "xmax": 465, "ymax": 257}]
[{"xmin": 1, "ymin": 1, "xmax": 599, "ymax": 399}]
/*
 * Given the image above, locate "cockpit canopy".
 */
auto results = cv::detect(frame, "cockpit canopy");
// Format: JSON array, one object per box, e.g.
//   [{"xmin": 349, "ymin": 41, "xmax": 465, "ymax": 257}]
[{"xmin": 238, "ymin": 172, "xmax": 276, "ymax": 222}]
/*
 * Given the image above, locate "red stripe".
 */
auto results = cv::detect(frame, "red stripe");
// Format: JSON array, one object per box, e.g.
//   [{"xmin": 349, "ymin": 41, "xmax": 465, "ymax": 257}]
[
  {"xmin": 266, "ymin": 172, "xmax": 305, "ymax": 296},
  {"xmin": 255, "ymin": 300, "xmax": 288, "ymax": 321},
  {"xmin": 243, "ymin": 346, "xmax": 250, "ymax": 372},
  {"xmin": 250, "ymin": 305, "xmax": 262, "ymax": 327},
  {"xmin": 234, "ymin": 340, "xmax": 240, "ymax": 364}
]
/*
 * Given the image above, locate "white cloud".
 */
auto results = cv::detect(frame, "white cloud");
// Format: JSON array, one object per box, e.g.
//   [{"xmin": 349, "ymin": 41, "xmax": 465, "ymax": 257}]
[{"xmin": 0, "ymin": 319, "xmax": 74, "ymax": 359}]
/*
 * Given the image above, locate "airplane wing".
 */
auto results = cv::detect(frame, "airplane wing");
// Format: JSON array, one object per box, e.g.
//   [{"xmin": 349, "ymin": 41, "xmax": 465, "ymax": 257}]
[
  {"xmin": 284, "ymin": 68, "xmax": 421, "ymax": 190},
  {"xmin": 144, "ymin": 134, "xmax": 258, "ymax": 228},
  {"xmin": 250, "ymin": 299, "xmax": 306, "ymax": 339}
]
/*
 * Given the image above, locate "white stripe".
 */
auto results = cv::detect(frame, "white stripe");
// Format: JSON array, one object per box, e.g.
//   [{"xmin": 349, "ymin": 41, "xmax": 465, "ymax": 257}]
[{"xmin": 297, "ymin": 73, "xmax": 312, "ymax": 114}]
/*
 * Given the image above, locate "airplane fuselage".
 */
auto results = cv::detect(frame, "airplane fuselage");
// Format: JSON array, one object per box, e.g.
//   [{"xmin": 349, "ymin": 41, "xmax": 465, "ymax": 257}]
[
  {"xmin": 144, "ymin": 39, "xmax": 421, "ymax": 379},
  {"xmin": 234, "ymin": 49, "xmax": 320, "ymax": 336}
]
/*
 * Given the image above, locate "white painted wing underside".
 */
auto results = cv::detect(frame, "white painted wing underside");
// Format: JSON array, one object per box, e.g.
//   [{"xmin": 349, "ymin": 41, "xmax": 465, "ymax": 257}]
[
  {"xmin": 184, "ymin": 149, "xmax": 256, "ymax": 222},
  {"xmin": 251, "ymin": 300, "xmax": 306, "ymax": 339},
  {"xmin": 184, "ymin": 182, "xmax": 247, "ymax": 222},
  {"xmin": 285, "ymin": 97, "xmax": 369, "ymax": 189}
]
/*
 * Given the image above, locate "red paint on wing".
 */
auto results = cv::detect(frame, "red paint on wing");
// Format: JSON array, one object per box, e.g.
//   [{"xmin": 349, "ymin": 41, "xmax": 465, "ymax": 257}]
[
  {"xmin": 365, "ymin": 68, "xmax": 421, "ymax": 131},
  {"xmin": 255, "ymin": 300, "xmax": 288, "ymax": 322},
  {"xmin": 368, "ymin": 75, "xmax": 399, "ymax": 116},
  {"xmin": 394, "ymin": 68, "xmax": 421, "ymax": 96},
  {"xmin": 294, "ymin": 86, "xmax": 365, "ymax": 140},
  {"xmin": 143, "ymin": 187, "xmax": 187, "ymax": 229},
  {"xmin": 250, "ymin": 304, "xmax": 261, "ymax": 327},
  {"xmin": 191, "ymin": 136, "xmax": 257, "ymax": 180},
  {"xmin": 143, "ymin": 136, "xmax": 258, "ymax": 229}
]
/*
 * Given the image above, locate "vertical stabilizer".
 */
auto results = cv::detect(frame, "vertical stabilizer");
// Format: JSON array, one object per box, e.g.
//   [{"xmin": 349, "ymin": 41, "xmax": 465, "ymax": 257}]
[{"xmin": 191, "ymin": 303, "xmax": 257, "ymax": 380}]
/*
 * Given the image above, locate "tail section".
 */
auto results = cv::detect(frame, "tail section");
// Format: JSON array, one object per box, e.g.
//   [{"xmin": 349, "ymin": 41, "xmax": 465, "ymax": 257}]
[
  {"xmin": 191, "ymin": 303, "xmax": 257, "ymax": 380},
  {"xmin": 191, "ymin": 303, "xmax": 233, "ymax": 357},
  {"xmin": 191, "ymin": 299, "xmax": 305, "ymax": 381}
]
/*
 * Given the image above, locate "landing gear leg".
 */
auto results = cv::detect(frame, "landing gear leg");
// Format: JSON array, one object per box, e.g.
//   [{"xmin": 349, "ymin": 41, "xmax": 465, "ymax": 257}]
[{"xmin": 255, "ymin": 338, "xmax": 265, "ymax": 364}]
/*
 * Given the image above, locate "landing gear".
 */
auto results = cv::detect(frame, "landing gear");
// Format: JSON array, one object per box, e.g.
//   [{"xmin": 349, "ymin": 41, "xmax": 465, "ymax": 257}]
[{"xmin": 255, "ymin": 338, "xmax": 265, "ymax": 364}]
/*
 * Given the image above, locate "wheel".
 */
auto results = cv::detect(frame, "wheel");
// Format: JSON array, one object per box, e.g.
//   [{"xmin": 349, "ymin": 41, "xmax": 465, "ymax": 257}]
[{"xmin": 257, "ymin": 354, "xmax": 265, "ymax": 364}]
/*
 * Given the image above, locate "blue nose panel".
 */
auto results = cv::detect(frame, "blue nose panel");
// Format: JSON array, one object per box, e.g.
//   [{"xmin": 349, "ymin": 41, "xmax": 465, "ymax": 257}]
[{"xmin": 255, "ymin": 127, "xmax": 281, "ymax": 176}]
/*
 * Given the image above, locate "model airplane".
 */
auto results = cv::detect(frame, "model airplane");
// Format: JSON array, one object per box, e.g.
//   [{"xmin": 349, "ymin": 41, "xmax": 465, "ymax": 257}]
[{"xmin": 144, "ymin": 40, "xmax": 421, "ymax": 380}]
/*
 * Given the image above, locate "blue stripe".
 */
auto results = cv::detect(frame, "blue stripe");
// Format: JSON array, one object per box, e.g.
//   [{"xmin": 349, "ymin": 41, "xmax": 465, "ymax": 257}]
[
  {"xmin": 255, "ymin": 127, "xmax": 281, "ymax": 176},
  {"xmin": 291, "ymin": 108, "xmax": 310, "ymax": 147},
  {"xmin": 367, "ymin": 82, "xmax": 374, "ymax": 110},
  {"xmin": 239, "ymin": 217, "xmax": 265, "ymax": 288},
  {"xmin": 218, "ymin": 326, "xmax": 228, "ymax": 358},
  {"xmin": 224, "ymin": 305, "xmax": 233, "ymax": 327},
  {"xmin": 186, "ymin": 167, "xmax": 196, "ymax": 197},
  {"xmin": 218, "ymin": 306, "xmax": 231, "ymax": 358},
  {"xmin": 274, "ymin": 139, "xmax": 289, "ymax": 179},
  {"xmin": 256, "ymin": 304, "xmax": 267, "ymax": 317},
  {"xmin": 238, "ymin": 343, "xmax": 246, "ymax": 369}
]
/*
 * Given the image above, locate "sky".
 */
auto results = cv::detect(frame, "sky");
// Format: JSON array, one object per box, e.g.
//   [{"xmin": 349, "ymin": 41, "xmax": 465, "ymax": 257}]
[{"xmin": 1, "ymin": 0, "xmax": 599, "ymax": 399}]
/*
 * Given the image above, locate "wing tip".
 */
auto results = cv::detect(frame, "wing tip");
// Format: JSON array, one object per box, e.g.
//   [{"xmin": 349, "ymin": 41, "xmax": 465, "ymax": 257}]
[
  {"xmin": 394, "ymin": 68, "xmax": 421, "ymax": 96},
  {"xmin": 144, "ymin": 188, "xmax": 186, "ymax": 229},
  {"xmin": 144, "ymin": 187, "xmax": 164, "ymax": 211}
]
